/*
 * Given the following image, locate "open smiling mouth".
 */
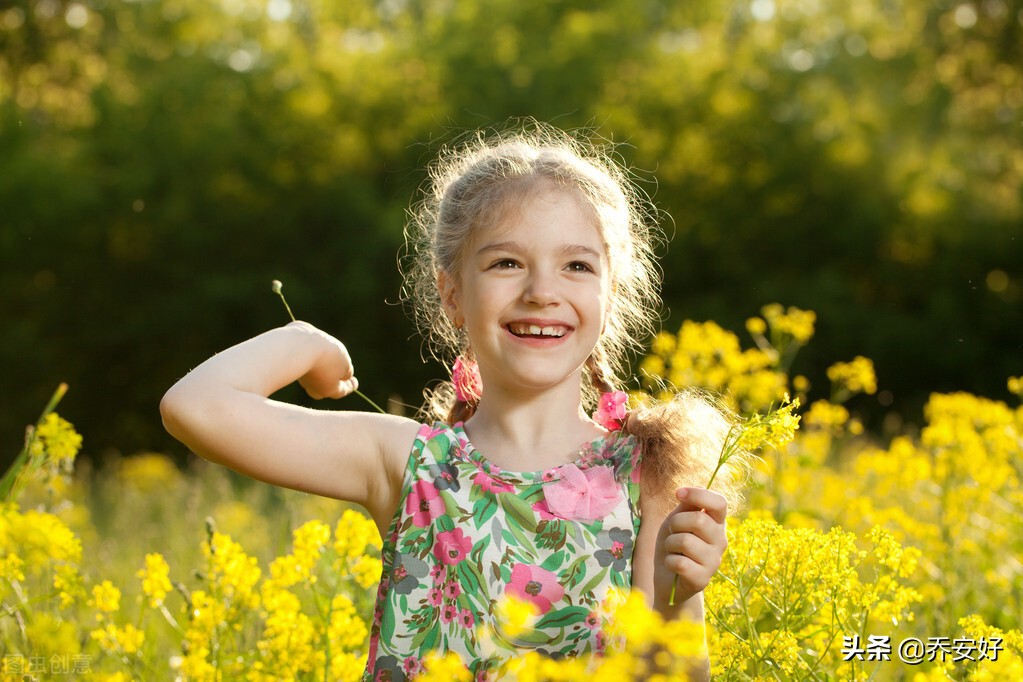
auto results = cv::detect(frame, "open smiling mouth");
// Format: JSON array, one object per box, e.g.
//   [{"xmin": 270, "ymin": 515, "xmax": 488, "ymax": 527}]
[{"xmin": 506, "ymin": 323, "xmax": 568, "ymax": 339}]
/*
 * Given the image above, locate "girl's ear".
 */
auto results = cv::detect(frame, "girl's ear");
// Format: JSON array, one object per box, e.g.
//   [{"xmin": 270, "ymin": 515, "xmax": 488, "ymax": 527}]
[{"xmin": 437, "ymin": 269, "xmax": 463, "ymax": 328}]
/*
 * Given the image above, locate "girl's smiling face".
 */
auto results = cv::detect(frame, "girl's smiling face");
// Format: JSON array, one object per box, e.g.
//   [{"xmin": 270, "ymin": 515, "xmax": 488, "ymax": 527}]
[{"xmin": 441, "ymin": 186, "xmax": 610, "ymax": 398}]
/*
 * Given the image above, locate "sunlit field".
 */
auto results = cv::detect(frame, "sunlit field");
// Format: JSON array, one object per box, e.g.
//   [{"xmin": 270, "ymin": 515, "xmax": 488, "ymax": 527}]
[{"xmin": 2, "ymin": 307, "xmax": 1021, "ymax": 680}]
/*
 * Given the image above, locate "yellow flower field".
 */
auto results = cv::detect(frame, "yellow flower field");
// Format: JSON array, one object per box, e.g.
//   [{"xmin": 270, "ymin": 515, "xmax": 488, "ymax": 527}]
[{"xmin": 2, "ymin": 306, "xmax": 1021, "ymax": 680}]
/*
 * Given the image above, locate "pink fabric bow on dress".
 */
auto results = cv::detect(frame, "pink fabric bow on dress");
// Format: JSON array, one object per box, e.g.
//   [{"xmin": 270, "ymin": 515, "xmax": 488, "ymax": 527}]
[{"xmin": 543, "ymin": 464, "xmax": 620, "ymax": 522}]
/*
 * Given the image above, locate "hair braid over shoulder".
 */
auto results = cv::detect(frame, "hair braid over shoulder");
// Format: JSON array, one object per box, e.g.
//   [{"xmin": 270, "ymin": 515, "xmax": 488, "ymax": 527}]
[{"xmin": 623, "ymin": 390, "xmax": 747, "ymax": 516}]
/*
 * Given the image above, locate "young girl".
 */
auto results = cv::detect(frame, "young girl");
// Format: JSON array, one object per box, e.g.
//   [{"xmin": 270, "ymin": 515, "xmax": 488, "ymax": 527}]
[{"xmin": 161, "ymin": 125, "xmax": 739, "ymax": 681}]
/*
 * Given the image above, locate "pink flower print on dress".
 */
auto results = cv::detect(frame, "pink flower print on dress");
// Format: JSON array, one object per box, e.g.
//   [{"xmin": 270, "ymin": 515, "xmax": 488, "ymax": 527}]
[
  {"xmin": 402, "ymin": 656, "xmax": 424, "ymax": 676},
  {"xmin": 452, "ymin": 356, "xmax": 483, "ymax": 403},
  {"xmin": 473, "ymin": 469, "xmax": 514, "ymax": 494},
  {"xmin": 443, "ymin": 581, "xmax": 461, "ymax": 600},
  {"xmin": 592, "ymin": 390, "xmax": 628, "ymax": 431},
  {"xmin": 505, "ymin": 563, "xmax": 565, "ymax": 614},
  {"xmin": 405, "ymin": 481, "xmax": 445, "ymax": 528},
  {"xmin": 543, "ymin": 464, "xmax": 621, "ymax": 522},
  {"xmin": 433, "ymin": 528, "xmax": 473, "ymax": 565},
  {"xmin": 418, "ymin": 424, "xmax": 450, "ymax": 441}
]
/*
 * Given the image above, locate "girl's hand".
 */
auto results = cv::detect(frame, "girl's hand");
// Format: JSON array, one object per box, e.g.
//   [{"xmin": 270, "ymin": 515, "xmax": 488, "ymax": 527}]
[
  {"xmin": 654, "ymin": 487, "xmax": 728, "ymax": 608},
  {"xmin": 287, "ymin": 321, "xmax": 360, "ymax": 400}
]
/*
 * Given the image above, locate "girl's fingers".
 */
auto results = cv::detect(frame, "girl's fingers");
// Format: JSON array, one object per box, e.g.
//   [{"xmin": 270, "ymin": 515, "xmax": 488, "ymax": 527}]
[
  {"xmin": 665, "ymin": 531, "xmax": 722, "ymax": 566},
  {"xmin": 668, "ymin": 510, "xmax": 727, "ymax": 546},
  {"xmin": 675, "ymin": 487, "xmax": 728, "ymax": 524}
]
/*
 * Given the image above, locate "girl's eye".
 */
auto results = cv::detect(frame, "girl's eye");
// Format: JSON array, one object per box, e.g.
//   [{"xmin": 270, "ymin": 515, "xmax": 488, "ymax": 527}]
[
  {"xmin": 491, "ymin": 259, "xmax": 519, "ymax": 269},
  {"xmin": 567, "ymin": 261, "xmax": 594, "ymax": 273}
]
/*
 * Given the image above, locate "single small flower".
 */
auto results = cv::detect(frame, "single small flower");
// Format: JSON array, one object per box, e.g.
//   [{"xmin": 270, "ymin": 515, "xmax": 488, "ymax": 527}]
[{"xmin": 593, "ymin": 391, "xmax": 628, "ymax": 431}]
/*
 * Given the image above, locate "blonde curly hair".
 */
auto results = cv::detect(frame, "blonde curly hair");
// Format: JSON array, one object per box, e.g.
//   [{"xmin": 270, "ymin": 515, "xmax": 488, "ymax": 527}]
[{"xmin": 402, "ymin": 122, "xmax": 662, "ymax": 419}]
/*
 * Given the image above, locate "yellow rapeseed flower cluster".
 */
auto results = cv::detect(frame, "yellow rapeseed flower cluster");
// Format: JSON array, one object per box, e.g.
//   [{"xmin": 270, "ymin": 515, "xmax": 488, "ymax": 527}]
[
  {"xmin": 115, "ymin": 452, "xmax": 183, "ymax": 492},
  {"xmin": 137, "ymin": 552, "xmax": 172, "ymax": 607},
  {"xmin": 29, "ymin": 413, "xmax": 83, "ymax": 466},
  {"xmin": 332, "ymin": 508, "xmax": 384, "ymax": 590},
  {"xmin": 642, "ymin": 320, "xmax": 787, "ymax": 413},
  {"xmin": 827, "ymin": 356, "xmax": 878, "ymax": 399},
  {"xmin": 705, "ymin": 512, "xmax": 922, "ymax": 679},
  {"xmin": 0, "ymin": 502, "xmax": 85, "ymax": 611},
  {"xmin": 643, "ymin": 304, "xmax": 817, "ymax": 414}
]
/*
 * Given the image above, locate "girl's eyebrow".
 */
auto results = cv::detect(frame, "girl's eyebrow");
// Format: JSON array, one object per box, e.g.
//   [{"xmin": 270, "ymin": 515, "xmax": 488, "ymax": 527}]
[{"xmin": 475, "ymin": 241, "xmax": 602, "ymax": 259}]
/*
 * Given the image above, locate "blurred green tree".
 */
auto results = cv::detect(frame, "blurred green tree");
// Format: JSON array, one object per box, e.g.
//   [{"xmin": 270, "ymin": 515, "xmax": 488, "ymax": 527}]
[{"xmin": 1, "ymin": 0, "xmax": 1019, "ymax": 464}]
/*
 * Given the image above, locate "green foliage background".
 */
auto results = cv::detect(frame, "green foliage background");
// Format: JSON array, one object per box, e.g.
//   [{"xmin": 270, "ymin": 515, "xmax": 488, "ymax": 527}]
[{"xmin": 2, "ymin": 0, "xmax": 1020, "ymax": 463}]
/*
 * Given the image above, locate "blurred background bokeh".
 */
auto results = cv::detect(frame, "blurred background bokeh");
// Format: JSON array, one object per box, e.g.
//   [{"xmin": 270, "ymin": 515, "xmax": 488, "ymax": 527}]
[{"xmin": 2, "ymin": 0, "xmax": 1020, "ymax": 466}]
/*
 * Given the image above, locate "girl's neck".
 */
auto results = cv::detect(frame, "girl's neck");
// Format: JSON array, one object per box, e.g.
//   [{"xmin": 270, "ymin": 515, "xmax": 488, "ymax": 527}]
[{"xmin": 462, "ymin": 378, "xmax": 605, "ymax": 471}]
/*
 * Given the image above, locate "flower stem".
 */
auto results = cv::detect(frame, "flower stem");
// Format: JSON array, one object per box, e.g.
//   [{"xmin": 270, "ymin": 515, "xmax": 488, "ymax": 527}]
[
  {"xmin": 272, "ymin": 280, "xmax": 386, "ymax": 415},
  {"xmin": 0, "ymin": 383, "xmax": 68, "ymax": 502}
]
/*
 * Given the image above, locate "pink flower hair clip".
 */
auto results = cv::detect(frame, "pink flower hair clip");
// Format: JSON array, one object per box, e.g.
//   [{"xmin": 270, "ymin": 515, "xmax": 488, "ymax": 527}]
[
  {"xmin": 452, "ymin": 356, "xmax": 483, "ymax": 403},
  {"xmin": 593, "ymin": 390, "xmax": 628, "ymax": 431}
]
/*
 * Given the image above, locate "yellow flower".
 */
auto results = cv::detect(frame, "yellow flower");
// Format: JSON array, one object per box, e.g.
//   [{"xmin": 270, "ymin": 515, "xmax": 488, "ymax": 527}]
[
  {"xmin": 827, "ymin": 356, "xmax": 878, "ymax": 396},
  {"xmin": 350, "ymin": 555, "xmax": 383, "ymax": 589},
  {"xmin": 761, "ymin": 303, "xmax": 816, "ymax": 344},
  {"xmin": 419, "ymin": 651, "xmax": 472, "ymax": 681},
  {"xmin": 255, "ymin": 580, "xmax": 319, "ymax": 677},
  {"xmin": 91, "ymin": 622, "xmax": 145, "ymax": 654},
  {"xmin": 270, "ymin": 519, "xmax": 331, "ymax": 586},
  {"xmin": 29, "ymin": 412, "xmax": 83, "ymax": 464},
  {"xmin": 651, "ymin": 330, "xmax": 677, "ymax": 356},
  {"xmin": 90, "ymin": 580, "xmax": 121, "ymax": 616},
  {"xmin": 205, "ymin": 532, "xmax": 261, "ymax": 610},
  {"xmin": 138, "ymin": 552, "xmax": 173, "ymax": 606},
  {"xmin": 52, "ymin": 562, "xmax": 84, "ymax": 609},
  {"xmin": 327, "ymin": 593, "xmax": 368, "ymax": 649},
  {"xmin": 117, "ymin": 452, "xmax": 182, "ymax": 492},
  {"xmin": 0, "ymin": 551, "xmax": 26, "ymax": 582},
  {"xmin": 493, "ymin": 593, "xmax": 540, "ymax": 638},
  {"xmin": 804, "ymin": 400, "xmax": 850, "ymax": 430},
  {"xmin": 745, "ymin": 316, "xmax": 767, "ymax": 336},
  {"xmin": 333, "ymin": 508, "xmax": 382, "ymax": 562}
]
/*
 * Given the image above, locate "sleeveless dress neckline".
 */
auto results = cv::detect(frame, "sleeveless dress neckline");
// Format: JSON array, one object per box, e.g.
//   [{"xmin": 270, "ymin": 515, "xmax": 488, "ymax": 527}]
[{"xmin": 450, "ymin": 421, "xmax": 619, "ymax": 485}]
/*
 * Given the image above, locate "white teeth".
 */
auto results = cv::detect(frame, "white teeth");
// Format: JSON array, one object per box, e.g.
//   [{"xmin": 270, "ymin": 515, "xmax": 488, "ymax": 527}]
[{"xmin": 509, "ymin": 323, "xmax": 566, "ymax": 337}]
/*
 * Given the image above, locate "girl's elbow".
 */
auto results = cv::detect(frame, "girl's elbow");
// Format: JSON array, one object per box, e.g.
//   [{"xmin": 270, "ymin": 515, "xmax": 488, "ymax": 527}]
[{"xmin": 160, "ymin": 383, "xmax": 200, "ymax": 441}]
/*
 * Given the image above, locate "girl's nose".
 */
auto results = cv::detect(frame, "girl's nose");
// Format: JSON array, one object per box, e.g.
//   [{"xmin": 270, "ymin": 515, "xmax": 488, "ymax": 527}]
[{"xmin": 522, "ymin": 270, "xmax": 560, "ymax": 306}]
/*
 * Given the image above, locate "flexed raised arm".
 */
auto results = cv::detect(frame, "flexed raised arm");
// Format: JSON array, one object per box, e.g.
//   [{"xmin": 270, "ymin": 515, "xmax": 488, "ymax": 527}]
[{"xmin": 160, "ymin": 321, "xmax": 420, "ymax": 534}]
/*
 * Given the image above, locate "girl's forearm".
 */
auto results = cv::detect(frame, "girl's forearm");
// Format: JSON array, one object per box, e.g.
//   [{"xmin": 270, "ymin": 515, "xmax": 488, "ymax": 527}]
[
  {"xmin": 160, "ymin": 323, "xmax": 335, "ymax": 453},
  {"xmin": 166, "ymin": 323, "xmax": 325, "ymax": 399}
]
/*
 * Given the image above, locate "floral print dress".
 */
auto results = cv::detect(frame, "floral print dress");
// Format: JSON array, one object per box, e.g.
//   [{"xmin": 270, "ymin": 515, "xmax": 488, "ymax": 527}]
[{"xmin": 363, "ymin": 421, "xmax": 643, "ymax": 681}]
